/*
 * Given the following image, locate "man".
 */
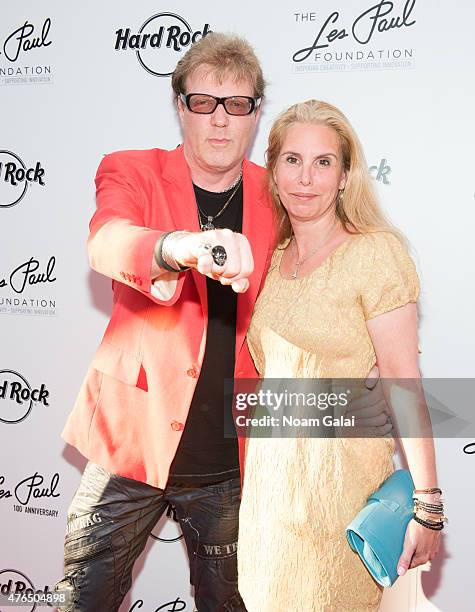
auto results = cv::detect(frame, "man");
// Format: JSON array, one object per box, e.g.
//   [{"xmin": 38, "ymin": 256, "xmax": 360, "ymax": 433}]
[{"xmin": 56, "ymin": 33, "xmax": 389, "ymax": 612}]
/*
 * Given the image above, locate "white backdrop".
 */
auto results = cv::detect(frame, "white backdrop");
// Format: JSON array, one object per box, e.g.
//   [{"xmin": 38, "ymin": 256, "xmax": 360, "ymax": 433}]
[{"xmin": 1, "ymin": 1, "xmax": 474, "ymax": 611}]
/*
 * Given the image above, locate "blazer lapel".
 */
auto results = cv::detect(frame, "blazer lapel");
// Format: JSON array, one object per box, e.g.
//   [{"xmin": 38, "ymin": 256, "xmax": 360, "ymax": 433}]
[{"xmin": 162, "ymin": 146, "xmax": 207, "ymax": 314}]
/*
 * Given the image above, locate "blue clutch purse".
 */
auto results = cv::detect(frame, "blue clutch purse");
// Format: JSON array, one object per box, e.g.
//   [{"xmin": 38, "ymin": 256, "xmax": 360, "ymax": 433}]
[{"xmin": 346, "ymin": 469, "xmax": 414, "ymax": 587}]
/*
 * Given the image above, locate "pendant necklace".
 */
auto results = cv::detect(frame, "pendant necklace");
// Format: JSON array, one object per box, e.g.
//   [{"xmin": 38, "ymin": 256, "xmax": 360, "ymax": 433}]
[
  {"xmin": 291, "ymin": 219, "xmax": 339, "ymax": 279},
  {"xmin": 196, "ymin": 172, "xmax": 242, "ymax": 231}
]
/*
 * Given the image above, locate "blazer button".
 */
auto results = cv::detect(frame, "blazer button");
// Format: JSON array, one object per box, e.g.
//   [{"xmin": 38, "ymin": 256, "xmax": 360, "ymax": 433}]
[
  {"xmin": 186, "ymin": 367, "xmax": 199, "ymax": 378},
  {"xmin": 170, "ymin": 420, "xmax": 184, "ymax": 431}
]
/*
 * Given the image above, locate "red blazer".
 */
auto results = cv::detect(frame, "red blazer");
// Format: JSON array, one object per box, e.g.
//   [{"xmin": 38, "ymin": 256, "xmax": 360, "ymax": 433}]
[{"xmin": 62, "ymin": 145, "xmax": 275, "ymax": 489}]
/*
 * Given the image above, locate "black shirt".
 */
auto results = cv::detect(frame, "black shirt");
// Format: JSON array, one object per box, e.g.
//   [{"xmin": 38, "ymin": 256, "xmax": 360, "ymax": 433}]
[{"xmin": 168, "ymin": 180, "xmax": 243, "ymax": 484}]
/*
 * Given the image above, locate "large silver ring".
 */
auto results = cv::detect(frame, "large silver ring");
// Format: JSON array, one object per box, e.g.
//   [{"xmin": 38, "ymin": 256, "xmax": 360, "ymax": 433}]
[{"xmin": 211, "ymin": 245, "xmax": 227, "ymax": 266}]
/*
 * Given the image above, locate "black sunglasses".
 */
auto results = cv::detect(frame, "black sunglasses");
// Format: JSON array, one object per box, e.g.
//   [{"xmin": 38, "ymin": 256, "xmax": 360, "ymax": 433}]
[{"xmin": 180, "ymin": 93, "xmax": 261, "ymax": 116}]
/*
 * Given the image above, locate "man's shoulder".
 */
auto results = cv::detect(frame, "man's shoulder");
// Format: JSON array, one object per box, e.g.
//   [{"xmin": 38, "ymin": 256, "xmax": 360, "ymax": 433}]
[
  {"xmin": 243, "ymin": 157, "xmax": 268, "ymax": 203},
  {"xmin": 243, "ymin": 157, "xmax": 265, "ymax": 176},
  {"xmin": 96, "ymin": 146, "xmax": 186, "ymax": 182},
  {"xmin": 101, "ymin": 147, "xmax": 170, "ymax": 168}
]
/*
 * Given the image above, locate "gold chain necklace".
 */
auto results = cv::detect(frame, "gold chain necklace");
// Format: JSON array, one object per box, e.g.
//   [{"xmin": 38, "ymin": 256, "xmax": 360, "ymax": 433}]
[{"xmin": 196, "ymin": 174, "xmax": 242, "ymax": 231}]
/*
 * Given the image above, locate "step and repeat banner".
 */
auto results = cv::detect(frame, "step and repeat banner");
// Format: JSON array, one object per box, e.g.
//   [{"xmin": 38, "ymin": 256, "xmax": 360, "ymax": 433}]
[{"xmin": 1, "ymin": 1, "xmax": 474, "ymax": 611}]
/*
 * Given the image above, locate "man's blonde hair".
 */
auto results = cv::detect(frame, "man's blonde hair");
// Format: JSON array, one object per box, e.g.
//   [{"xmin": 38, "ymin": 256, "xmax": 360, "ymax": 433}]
[{"xmin": 172, "ymin": 32, "xmax": 265, "ymax": 98}]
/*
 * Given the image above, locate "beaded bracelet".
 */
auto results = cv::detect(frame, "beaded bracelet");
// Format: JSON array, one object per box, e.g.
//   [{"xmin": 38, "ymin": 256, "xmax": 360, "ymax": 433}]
[
  {"xmin": 414, "ymin": 497, "xmax": 444, "ymax": 510},
  {"xmin": 415, "ymin": 508, "xmax": 447, "ymax": 520},
  {"xmin": 414, "ymin": 515, "xmax": 445, "ymax": 531},
  {"xmin": 414, "ymin": 504, "xmax": 444, "ymax": 514}
]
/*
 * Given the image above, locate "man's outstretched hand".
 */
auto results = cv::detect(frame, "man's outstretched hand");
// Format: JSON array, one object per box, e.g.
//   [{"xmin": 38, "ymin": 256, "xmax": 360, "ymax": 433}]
[{"xmin": 173, "ymin": 229, "xmax": 254, "ymax": 293}]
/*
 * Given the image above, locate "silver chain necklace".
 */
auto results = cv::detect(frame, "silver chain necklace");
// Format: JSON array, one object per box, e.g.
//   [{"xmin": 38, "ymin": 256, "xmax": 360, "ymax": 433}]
[
  {"xmin": 196, "ymin": 174, "xmax": 243, "ymax": 231},
  {"xmin": 290, "ymin": 219, "xmax": 339, "ymax": 279},
  {"xmin": 215, "ymin": 170, "xmax": 243, "ymax": 193}
]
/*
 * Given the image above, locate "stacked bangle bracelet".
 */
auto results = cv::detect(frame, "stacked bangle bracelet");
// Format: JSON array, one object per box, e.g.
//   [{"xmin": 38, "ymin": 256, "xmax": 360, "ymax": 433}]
[{"xmin": 412, "ymin": 488, "xmax": 447, "ymax": 531}]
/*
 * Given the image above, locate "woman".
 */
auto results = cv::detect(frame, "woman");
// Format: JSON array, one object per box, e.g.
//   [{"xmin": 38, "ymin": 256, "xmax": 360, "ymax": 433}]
[{"xmin": 237, "ymin": 100, "xmax": 442, "ymax": 611}]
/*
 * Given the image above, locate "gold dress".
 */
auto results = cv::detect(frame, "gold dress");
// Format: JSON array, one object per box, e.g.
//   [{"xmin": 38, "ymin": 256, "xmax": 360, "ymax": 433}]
[{"xmin": 238, "ymin": 231, "xmax": 420, "ymax": 612}]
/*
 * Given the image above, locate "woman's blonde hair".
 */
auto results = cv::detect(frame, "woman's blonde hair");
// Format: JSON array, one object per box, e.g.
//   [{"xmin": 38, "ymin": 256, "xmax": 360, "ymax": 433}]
[{"xmin": 266, "ymin": 99, "xmax": 400, "ymax": 244}]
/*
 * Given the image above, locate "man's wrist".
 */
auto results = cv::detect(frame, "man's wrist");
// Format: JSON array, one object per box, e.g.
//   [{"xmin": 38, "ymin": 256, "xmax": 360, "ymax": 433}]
[{"xmin": 155, "ymin": 231, "xmax": 190, "ymax": 272}]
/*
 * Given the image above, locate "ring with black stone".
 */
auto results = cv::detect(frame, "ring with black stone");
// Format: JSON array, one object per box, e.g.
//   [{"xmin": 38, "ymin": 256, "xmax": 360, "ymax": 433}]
[{"xmin": 211, "ymin": 245, "xmax": 227, "ymax": 266}]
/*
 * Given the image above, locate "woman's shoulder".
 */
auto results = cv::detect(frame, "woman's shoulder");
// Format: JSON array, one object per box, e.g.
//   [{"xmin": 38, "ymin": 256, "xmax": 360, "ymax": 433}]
[
  {"xmin": 342, "ymin": 230, "xmax": 418, "ymax": 287},
  {"xmin": 351, "ymin": 231, "xmax": 420, "ymax": 319},
  {"xmin": 347, "ymin": 229, "xmax": 406, "ymax": 251},
  {"xmin": 343, "ymin": 230, "xmax": 411, "ymax": 265}
]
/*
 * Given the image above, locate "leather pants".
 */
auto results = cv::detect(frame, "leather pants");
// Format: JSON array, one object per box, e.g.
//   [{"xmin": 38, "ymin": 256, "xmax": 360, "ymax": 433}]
[{"xmin": 54, "ymin": 462, "xmax": 247, "ymax": 612}]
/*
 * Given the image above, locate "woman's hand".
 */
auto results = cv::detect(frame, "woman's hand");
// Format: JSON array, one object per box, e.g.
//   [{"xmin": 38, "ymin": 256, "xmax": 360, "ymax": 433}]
[{"xmin": 397, "ymin": 518, "xmax": 441, "ymax": 576}]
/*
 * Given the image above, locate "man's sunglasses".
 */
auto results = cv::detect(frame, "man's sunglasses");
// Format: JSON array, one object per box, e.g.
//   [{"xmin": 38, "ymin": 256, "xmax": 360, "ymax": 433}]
[{"xmin": 180, "ymin": 93, "xmax": 261, "ymax": 116}]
